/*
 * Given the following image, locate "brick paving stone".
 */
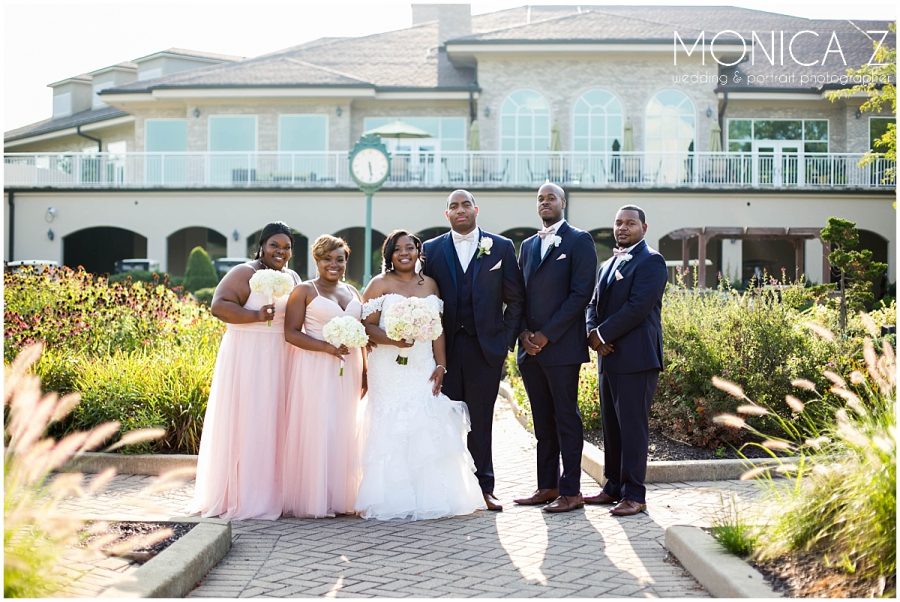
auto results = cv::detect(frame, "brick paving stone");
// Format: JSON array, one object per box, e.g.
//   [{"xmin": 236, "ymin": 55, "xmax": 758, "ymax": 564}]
[{"xmin": 52, "ymin": 397, "xmax": 764, "ymax": 598}]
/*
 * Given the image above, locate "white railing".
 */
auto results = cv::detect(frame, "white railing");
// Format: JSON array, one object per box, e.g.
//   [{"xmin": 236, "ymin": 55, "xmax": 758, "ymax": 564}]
[{"xmin": 4, "ymin": 151, "xmax": 894, "ymax": 190}]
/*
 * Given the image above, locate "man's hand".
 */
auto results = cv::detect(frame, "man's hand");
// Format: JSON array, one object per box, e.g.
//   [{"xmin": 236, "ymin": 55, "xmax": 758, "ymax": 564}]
[
  {"xmin": 519, "ymin": 330, "xmax": 541, "ymax": 356},
  {"xmin": 598, "ymin": 342, "xmax": 615, "ymax": 357},
  {"xmin": 587, "ymin": 329, "xmax": 602, "ymax": 351},
  {"xmin": 530, "ymin": 331, "xmax": 549, "ymax": 350}
]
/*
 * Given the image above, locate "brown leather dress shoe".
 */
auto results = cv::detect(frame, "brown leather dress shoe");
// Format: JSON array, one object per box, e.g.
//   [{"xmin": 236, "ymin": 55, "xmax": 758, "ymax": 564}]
[
  {"xmin": 483, "ymin": 493, "xmax": 503, "ymax": 512},
  {"xmin": 609, "ymin": 499, "xmax": 647, "ymax": 516},
  {"xmin": 543, "ymin": 494, "xmax": 585, "ymax": 513},
  {"xmin": 584, "ymin": 491, "xmax": 618, "ymax": 505},
  {"xmin": 513, "ymin": 488, "xmax": 559, "ymax": 505}
]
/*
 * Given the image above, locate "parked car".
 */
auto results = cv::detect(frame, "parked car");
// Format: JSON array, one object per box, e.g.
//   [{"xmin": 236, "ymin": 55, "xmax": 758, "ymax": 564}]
[
  {"xmin": 214, "ymin": 257, "xmax": 251, "ymax": 275},
  {"xmin": 114, "ymin": 258, "xmax": 160, "ymax": 273},
  {"xmin": 5, "ymin": 259, "xmax": 59, "ymax": 273}
]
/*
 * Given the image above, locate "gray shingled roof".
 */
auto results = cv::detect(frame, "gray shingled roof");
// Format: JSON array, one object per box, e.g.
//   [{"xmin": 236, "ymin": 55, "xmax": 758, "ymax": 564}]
[{"xmin": 5, "ymin": 106, "xmax": 128, "ymax": 143}]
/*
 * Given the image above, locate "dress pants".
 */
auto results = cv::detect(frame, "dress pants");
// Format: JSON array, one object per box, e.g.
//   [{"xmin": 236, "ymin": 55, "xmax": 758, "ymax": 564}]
[
  {"xmin": 442, "ymin": 330, "xmax": 502, "ymax": 494},
  {"xmin": 518, "ymin": 360, "xmax": 583, "ymax": 496}
]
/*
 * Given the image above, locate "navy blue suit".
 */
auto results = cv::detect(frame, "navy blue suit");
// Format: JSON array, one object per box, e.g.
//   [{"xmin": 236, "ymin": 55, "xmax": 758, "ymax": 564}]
[
  {"xmin": 423, "ymin": 229, "xmax": 525, "ymax": 493},
  {"xmin": 517, "ymin": 221, "xmax": 597, "ymax": 496},
  {"xmin": 585, "ymin": 239, "xmax": 667, "ymax": 504}
]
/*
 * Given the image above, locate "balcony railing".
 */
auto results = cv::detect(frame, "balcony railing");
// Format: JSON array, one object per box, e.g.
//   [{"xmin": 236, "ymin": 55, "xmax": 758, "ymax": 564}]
[{"xmin": 4, "ymin": 151, "xmax": 894, "ymax": 190}]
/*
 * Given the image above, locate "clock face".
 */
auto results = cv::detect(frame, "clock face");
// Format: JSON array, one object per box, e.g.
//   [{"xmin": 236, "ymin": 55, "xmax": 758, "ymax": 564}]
[{"xmin": 351, "ymin": 147, "xmax": 390, "ymax": 186}]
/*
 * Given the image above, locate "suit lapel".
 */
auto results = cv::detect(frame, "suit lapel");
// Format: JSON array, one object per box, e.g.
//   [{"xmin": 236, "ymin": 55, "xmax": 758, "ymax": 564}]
[
  {"xmin": 442, "ymin": 232, "xmax": 458, "ymax": 290},
  {"xmin": 597, "ymin": 239, "xmax": 648, "ymax": 300},
  {"xmin": 470, "ymin": 228, "xmax": 484, "ymax": 282},
  {"xmin": 528, "ymin": 236, "xmax": 541, "ymax": 281},
  {"xmin": 536, "ymin": 221, "xmax": 569, "ymax": 273}
]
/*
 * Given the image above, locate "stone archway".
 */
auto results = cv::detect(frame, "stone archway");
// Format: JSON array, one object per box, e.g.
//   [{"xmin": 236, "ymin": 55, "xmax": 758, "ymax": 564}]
[
  {"xmin": 63, "ymin": 226, "xmax": 147, "ymax": 274},
  {"xmin": 166, "ymin": 226, "xmax": 227, "ymax": 277}
]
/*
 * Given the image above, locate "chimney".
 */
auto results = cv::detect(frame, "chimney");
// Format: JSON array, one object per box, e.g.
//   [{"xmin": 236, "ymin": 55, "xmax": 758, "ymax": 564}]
[{"xmin": 412, "ymin": 4, "xmax": 471, "ymax": 43}]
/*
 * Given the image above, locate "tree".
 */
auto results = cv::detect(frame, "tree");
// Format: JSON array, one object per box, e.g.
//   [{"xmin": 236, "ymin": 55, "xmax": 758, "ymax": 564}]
[
  {"xmin": 827, "ymin": 24, "xmax": 896, "ymax": 181},
  {"xmin": 820, "ymin": 217, "xmax": 888, "ymax": 331},
  {"xmin": 183, "ymin": 246, "xmax": 218, "ymax": 293}
]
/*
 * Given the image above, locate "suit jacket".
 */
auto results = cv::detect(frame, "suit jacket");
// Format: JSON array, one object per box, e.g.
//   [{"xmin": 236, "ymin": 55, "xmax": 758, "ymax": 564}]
[
  {"xmin": 517, "ymin": 221, "xmax": 597, "ymax": 367},
  {"xmin": 423, "ymin": 229, "xmax": 525, "ymax": 367},
  {"xmin": 585, "ymin": 239, "xmax": 668, "ymax": 374}
]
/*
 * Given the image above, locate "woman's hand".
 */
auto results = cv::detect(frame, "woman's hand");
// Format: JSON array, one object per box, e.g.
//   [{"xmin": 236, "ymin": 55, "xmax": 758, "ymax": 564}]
[
  {"xmin": 429, "ymin": 365, "xmax": 446, "ymax": 396},
  {"xmin": 256, "ymin": 303, "xmax": 275, "ymax": 322},
  {"xmin": 392, "ymin": 338, "xmax": 415, "ymax": 349},
  {"xmin": 326, "ymin": 343, "xmax": 349, "ymax": 358}
]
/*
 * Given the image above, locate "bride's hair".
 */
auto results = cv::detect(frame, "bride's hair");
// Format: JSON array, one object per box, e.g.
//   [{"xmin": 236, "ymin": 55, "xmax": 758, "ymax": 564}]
[{"xmin": 381, "ymin": 229, "xmax": 425, "ymax": 283}]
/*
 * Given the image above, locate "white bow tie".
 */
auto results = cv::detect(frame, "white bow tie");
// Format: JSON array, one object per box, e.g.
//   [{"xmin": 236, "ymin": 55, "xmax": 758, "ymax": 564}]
[
  {"xmin": 452, "ymin": 231, "xmax": 476, "ymax": 244},
  {"xmin": 537, "ymin": 227, "xmax": 556, "ymax": 240}
]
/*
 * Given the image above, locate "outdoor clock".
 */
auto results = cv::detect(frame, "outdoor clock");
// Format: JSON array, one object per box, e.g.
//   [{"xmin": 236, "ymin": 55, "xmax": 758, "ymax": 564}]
[{"xmin": 349, "ymin": 135, "xmax": 391, "ymax": 190}]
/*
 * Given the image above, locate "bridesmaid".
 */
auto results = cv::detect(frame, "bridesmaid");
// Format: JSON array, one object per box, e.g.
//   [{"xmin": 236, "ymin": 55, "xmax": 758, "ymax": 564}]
[
  {"xmin": 191, "ymin": 221, "xmax": 300, "ymax": 520},
  {"xmin": 282, "ymin": 235, "xmax": 365, "ymax": 518}
]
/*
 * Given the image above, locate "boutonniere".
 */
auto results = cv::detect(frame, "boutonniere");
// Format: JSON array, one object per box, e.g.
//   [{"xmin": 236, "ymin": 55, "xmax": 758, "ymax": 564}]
[
  {"xmin": 550, "ymin": 235, "xmax": 562, "ymax": 248},
  {"xmin": 476, "ymin": 237, "xmax": 493, "ymax": 259},
  {"xmin": 619, "ymin": 253, "xmax": 633, "ymax": 262}
]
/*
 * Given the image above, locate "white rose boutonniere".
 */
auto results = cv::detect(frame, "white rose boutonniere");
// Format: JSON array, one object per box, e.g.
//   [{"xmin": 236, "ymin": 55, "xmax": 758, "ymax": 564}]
[
  {"xmin": 550, "ymin": 235, "xmax": 563, "ymax": 248},
  {"xmin": 476, "ymin": 237, "xmax": 493, "ymax": 259},
  {"xmin": 619, "ymin": 253, "xmax": 633, "ymax": 262}
]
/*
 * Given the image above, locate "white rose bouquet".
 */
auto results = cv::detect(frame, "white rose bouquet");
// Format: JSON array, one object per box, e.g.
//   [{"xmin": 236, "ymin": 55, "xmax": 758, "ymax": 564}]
[
  {"xmin": 248, "ymin": 269, "xmax": 294, "ymax": 326},
  {"xmin": 383, "ymin": 297, "xmax": 443, "ymax": 365},
  {"xmin": 322, "ymin": 315, "xmax": 368, "ymax": 376}
]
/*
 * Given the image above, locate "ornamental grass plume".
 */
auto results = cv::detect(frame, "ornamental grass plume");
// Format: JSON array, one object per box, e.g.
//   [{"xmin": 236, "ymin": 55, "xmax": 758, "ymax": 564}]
[
  {"xmin": 4, "ymin": 344, "xmax": 185, "ymax": 598},
  {"xmin": 711, "ymin": 314, "xmax": 896, "ymax": 594}
]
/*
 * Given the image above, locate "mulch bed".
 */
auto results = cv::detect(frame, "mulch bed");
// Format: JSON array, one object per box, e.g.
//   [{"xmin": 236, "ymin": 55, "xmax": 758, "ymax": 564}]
[
  {"xmin": 583, "ymin": 426, "xmax": 771, "ymax": 461},
  {"xmin": 81, "ymin": 521, "xmax": 195, "ymax": 564},
  {"xmin": 752, "ymin": 553, "xmax": 894, "ymax": 598}
]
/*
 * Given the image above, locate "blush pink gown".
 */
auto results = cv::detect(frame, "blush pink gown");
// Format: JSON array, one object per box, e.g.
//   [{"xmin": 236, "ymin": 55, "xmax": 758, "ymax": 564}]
[
  {"xmin": 191, "ymin": 270, "xmax": 298, "ymax": 520},
  {"xmin": 282, "ymin": 283, "xmax": 364, "ymax": 518}
]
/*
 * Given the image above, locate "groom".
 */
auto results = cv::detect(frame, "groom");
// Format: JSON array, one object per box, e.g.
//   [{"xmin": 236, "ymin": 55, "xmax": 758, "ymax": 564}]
[{"xmin": 423, "ymin": 189, "xmax": 525, "ymax": 511}]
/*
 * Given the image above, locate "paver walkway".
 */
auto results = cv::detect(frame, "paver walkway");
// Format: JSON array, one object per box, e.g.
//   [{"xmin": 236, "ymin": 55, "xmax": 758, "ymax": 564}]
[{"xmin": 57, "ymin": 398, "xmax": 760, "ymax": 597}]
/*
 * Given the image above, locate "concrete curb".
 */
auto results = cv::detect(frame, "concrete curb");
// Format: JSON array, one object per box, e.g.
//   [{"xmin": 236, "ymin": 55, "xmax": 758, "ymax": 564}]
[
  {"xmin": 497, "ymin": 381, "xmax": 796, "ymax": 484},
  {"xmin": 62, "ymin": 452, "xmax": 198, "ymax": 475},
  {"xmin": 100, "ymin": 516, "xmax": 231, "ymax": 598},
  {"xmin": 665, "ymin": 525, "xmax": 781, "ymax": 598}
]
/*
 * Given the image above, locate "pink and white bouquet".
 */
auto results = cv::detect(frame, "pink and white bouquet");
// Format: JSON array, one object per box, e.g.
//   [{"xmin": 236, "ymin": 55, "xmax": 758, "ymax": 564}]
[
  {"xmin": 322, "ymin": 316, "xmax": 368, "ymax": 376},
  {"xmin": 383, "ymin": 297, "xmax": 443, "ymax": 365},
  {"xmin": 248, "ymin": 269, "xmax": 294, "ymax": 326}
]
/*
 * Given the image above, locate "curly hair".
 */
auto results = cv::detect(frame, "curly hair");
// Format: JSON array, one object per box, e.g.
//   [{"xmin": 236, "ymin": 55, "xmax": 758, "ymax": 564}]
[
  {"xmin": 311, "ymin": 234, "xmax": 350, "ymax": 261},
  {"xmin": 381, "ymin": 229, "xmax": 425, "ymax": 283}
]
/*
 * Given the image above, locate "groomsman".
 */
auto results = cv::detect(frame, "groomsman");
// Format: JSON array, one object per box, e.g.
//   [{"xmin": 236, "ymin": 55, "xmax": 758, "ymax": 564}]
[
  {"xmin": 423, "ymin": 189, "xmax": 525, "ymax": 511},
  {"xmin": 514, "ymin": 182, "xmax": 597, "ymax": 513},
  {"xmin": 584, "ymin": 205, "xmax": 667, "ymax": 517}
]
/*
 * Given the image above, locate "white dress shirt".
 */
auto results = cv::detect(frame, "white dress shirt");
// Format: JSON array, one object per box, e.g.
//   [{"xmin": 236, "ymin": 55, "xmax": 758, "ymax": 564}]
[
  {"xmin": 452, "ymin": 228, "xmax": 479, "ymax": 272},
  {"xmin": 538, "ymin": 219, "xmax": 566, "ymax": 259}
]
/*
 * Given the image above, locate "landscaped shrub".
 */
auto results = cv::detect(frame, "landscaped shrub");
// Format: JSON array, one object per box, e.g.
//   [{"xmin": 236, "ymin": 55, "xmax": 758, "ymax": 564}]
[
  {"xmin": 711, "ymin": 315, "xmax": 895, "ymax": 595},
  {"xmin": 4, "ymin": 266, "xmax": 224, "ymax": 454},
  {"xmin": 193, "ymin": 287, "xmax": 216, "ymax": 306},
  {"xmin": 182, "ymin": 246, "xmax": 218, "ymax": 293}
]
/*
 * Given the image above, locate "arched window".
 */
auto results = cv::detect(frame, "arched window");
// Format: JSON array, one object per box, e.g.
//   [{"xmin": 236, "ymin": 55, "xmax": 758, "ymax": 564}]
[
  {"xmin": 500, "ymin": 90, "xmax": 550, "ymax": 152},
  {"xmin": 572, "ymin": 89, "xmax": 623, "ymax": 153},
  {"xmin": 645, "ymin": 90, "xmax": 695, "ymax": 184}
]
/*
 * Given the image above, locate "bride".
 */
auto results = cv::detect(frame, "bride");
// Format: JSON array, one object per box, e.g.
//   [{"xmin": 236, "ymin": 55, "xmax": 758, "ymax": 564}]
[{"xmin": 356, "ymin": 229, "xmax": 486, "ymax": 520}]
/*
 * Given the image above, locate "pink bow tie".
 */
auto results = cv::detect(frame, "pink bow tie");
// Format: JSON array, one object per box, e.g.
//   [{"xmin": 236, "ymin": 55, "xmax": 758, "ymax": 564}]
[
  {"xmin": 452, "ymin": 231, "xmax": 475, "ymax": 244},
  {"xmin": 537, "ymin": 227, "xmax": 555, "ymax": 239},
  {"xmin": 612, "ymin": 247, "xmax": 630, "ymax": 257}
]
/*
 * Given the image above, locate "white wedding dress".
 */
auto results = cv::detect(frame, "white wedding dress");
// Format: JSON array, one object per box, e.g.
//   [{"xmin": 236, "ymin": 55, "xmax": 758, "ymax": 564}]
[{"xmin": 355, "ymin": 293, "xmax": 486, "ymax": 520}]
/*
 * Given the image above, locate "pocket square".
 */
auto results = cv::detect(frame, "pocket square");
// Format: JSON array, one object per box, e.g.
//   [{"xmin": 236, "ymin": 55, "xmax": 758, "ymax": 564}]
[
  {"xmin": 614, "ymin": 269, "xmax": 624, "ymax": 281},
  {"xmin": 556, "ymin": 254, "xmax": 567, "ymax": 261},
  {"xmin": 489, "ymin": 260, "xmax": 502, "ymax": 271}
]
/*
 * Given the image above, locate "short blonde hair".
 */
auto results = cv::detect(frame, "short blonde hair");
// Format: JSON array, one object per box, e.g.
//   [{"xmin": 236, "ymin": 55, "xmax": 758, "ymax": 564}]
[{"xmin": 311, "ymin": 234, "xmax": 350, "ymax": 261}]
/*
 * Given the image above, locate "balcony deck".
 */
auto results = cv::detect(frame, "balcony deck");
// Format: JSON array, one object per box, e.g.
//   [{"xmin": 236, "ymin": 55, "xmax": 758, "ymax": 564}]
[{"xmin": 4, "ymin": 151, "xmax": 895, "ymax": 191}]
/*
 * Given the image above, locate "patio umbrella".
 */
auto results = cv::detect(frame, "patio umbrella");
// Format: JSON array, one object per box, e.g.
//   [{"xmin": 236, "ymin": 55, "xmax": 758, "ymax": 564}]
[
  {"xmin": 363, "ymin": 120, "xmax": 432, "ymax": 139},
  {"xmin": 550, "ymin": 122, "xmax": 562, "ymax": 180},
  {"xmin": 709, "ymin": 123, "xmax": 722, "ymax": 152},
  {"xmin": 622, "ymin": 118, "xmax": 634, "ymax": 151},
  {"xmin": 468, "ymin": 120, "xmax": 480, "ymax": 151}
]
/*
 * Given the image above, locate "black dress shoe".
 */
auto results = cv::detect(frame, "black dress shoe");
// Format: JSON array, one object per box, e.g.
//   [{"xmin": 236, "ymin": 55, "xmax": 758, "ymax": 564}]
[
  {"xmin": 584, "ymin": 491, "xmax": 619, "ymax": 505},
  {"xmin": 543, "ymin": 494, "xmax": 584, "ymax": 513},
  {"xmin": 513, "ymin": 488, "xmax": 559, "ymax": 505},
  {"xmin": 483, "ymin": 493, "xmax": 503, "ymax": 512}
]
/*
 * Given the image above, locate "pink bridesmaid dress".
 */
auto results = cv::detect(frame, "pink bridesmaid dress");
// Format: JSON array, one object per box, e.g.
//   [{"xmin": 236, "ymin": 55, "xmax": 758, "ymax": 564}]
[
  {"xmin": 282, "ymin": 282, "xmax": 364, "ymax": 518},
  {"xmin": 190, "ymin": 270, "xmax": 298, "ymax": 520}
]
